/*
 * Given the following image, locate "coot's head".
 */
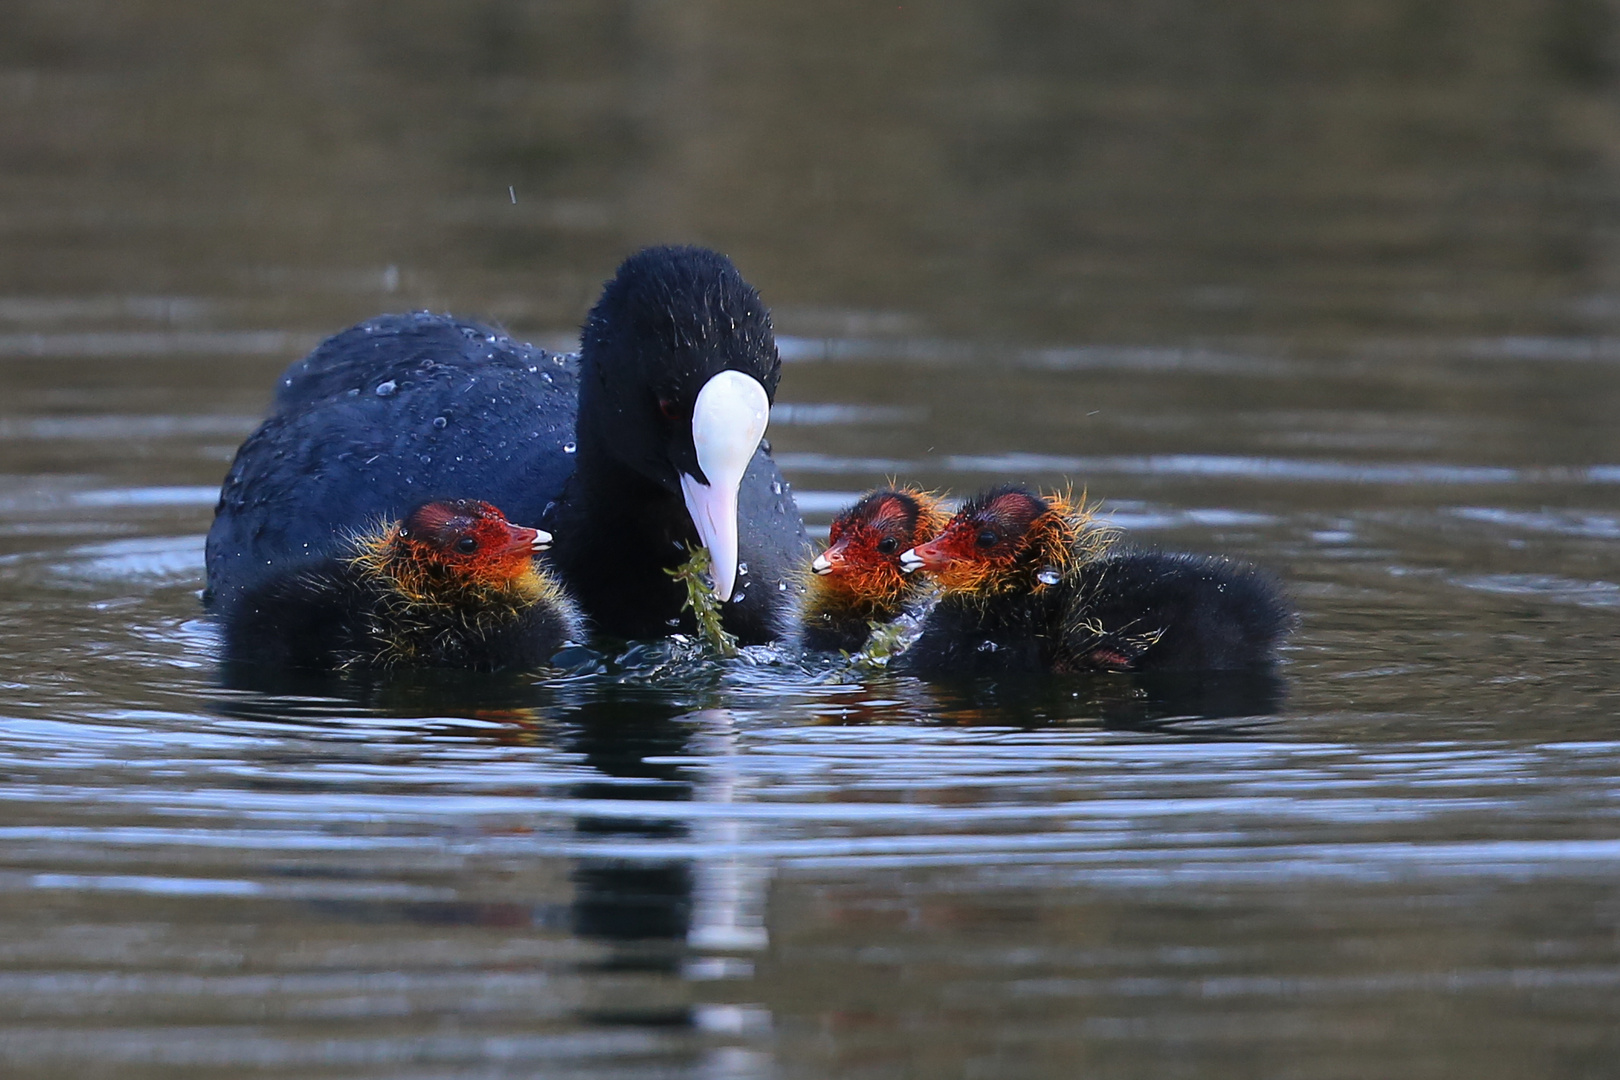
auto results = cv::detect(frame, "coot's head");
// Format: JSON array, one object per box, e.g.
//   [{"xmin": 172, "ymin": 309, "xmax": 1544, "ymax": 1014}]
[
  {"xmin": 900, "ymin": 484, "xmax": 1100, "ymax": 597},
  {"xmin": 389, "ymin": 499, "xmax": 550, "ymax": 591},
  {"xmin": 811, "ymin": 487, "xmax": 948, "ymax": 602},
  {"xmin": 579, "ymin": 246, "xmax": 779, "ymax": 602}
]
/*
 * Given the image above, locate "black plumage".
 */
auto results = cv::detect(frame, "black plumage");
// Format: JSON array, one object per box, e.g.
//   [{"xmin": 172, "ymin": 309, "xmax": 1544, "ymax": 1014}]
[
  {"xmin": 902, "ymin": 549, "xmax": 1291, "ymax": 678},
  {"xmin": 224, "ymin": 557, "xmax": 578, "ymax": 671},
  {"xmin": 1064, "ymin": 551, "xmax": 1293, "ymax": 672}
]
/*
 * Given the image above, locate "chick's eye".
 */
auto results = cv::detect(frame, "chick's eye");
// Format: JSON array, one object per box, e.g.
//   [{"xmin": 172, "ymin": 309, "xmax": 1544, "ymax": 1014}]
[
  {"xmin": 455, "ymin": 537, "xmax": 478, "ymax": 554},
  {"xmin": 976, "ymin": 529, "xmax": 999, "ymax": 548},
  {"xmin": 876, "ymin": 537, "xmax": 899, "ymax": 555}
]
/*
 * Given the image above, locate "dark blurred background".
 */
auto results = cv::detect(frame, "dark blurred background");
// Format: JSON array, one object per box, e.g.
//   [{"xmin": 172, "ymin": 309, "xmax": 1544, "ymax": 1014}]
[{"xmin": 7, "ymin": 0, "xmax": 1620, "ymax": 347}]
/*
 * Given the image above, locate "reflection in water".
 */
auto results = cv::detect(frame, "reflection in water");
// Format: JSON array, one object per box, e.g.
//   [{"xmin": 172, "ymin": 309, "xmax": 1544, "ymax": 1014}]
[
  {"xmin": 920, "ymin": 670, "xmax": 1288, "ymax": 730},
  {"xmin": 561, "ymin": 700, "xmax": 780, "ymax": 1073},
  {"xmin": 567, "ymin": 694, "xmax": 697, "ymax": 966},
  {"xmin": 211, "ymin": 660, "xmax": 563, "ymax": 736}
]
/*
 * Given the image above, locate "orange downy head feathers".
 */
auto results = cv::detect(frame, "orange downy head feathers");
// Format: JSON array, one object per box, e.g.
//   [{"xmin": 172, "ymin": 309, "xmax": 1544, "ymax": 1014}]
[
  {"xmin": 901, "ymin": 484, "xmax": 1108, "ymax": 599},
  {"xmin": 395, "ymin": 500, "xmax": 545, "ymax": 587},
  {"xmin": 807, "ymin": 487, "xmax": 949, "ymax": 618},
  {"xmin": 352, "ymin": 499, "xmax": 551, "ymax": 608}
]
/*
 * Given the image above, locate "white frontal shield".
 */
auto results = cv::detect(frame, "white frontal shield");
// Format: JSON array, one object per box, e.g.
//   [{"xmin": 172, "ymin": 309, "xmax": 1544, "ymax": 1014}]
[{"xmin": 679, "ymin": 370, "xmax": 770, "ymax": 602}]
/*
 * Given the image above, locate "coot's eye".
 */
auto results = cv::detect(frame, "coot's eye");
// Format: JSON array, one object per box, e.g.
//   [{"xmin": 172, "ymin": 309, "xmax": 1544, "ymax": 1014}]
[
  {"xmin": 876, "ymin": 537, "xmax": 899, "ymax": 555},
  {"xmin": 658, "ymin": 398, "xmax": 681, "ymax": 421},
  {"xmin": 976, "ymin": 530, "xmax": 998, "ymax": 548},
  {"xmin": 455, "ymin": 536, "xmax": 479, "ymax": 554}
]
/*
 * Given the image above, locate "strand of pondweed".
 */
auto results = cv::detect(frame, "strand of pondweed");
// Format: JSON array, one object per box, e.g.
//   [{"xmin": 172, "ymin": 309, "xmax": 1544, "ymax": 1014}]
[{"xmin": 666, "ymin": 544, "xmax": 741, "ymax": 658}]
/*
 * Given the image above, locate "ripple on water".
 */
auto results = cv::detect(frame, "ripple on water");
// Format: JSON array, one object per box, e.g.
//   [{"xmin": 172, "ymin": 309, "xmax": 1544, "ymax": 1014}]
[
  {"xmin": 43, "ymin": 535, "xmax": 206, "ymax": 586},
  {"xmin": 1451, "ymin": 573, "xmax": 1620, "ymax": 608},
  {"xmin": 1449, "ymin": 506, "xmax": 1620, "ymax": 539}
]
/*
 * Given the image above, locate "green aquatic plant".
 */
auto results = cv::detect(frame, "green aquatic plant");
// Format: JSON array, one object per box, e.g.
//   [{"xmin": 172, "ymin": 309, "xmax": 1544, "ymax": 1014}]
[
  {"xmin": 666, "ymin": 544, "xmax": 741, "ymax": 658},
  {"xmin": 852, "ymin": 616, "xmax": 912, "ymax": 667}
]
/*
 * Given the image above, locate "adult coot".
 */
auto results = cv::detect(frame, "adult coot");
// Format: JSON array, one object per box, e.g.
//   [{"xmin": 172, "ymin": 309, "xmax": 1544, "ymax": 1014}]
[
  {"xmin": 800, "ymin": 486, "xmax": 949, "ymax": 652},
  {"xmin": 207, "ymin": 246, "xmax": 808, "ymax": 644},
  {"xmin": 224, "ymin": 499, "xmax": 580, "ymax": 670},
  {"xmin": 897, "ymin": 485, "xmax": 1290, "ymax": 676}
]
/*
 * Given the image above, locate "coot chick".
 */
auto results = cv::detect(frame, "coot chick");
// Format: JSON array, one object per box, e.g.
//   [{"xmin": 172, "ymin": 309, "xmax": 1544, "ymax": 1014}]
[
  {"xmin": 897, "ymin": 485, "xmax": 1290, "ymax": 676},
  {"xmin": 223, "ymin": 499, "xmax": 580, "ymax": 670},
  {"xmin": 206, "ymin": 246, "xmax": 807, "ymax": 645},
  {"xmin": 800, "ymin": 486, "xmax": 949, "ymax": 652}
]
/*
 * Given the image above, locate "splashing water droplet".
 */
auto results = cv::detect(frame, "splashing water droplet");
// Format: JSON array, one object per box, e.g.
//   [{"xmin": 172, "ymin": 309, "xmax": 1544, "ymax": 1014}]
[
  {"xmin": 777, "ymin": 581, "xmax": 787, "ymax": 591},
  {"xmin": 731, "ymin": 590, "xmax": 746, "ymax": 603},
  {"xmin": 375, "ymin": 380, "xmax": 397, "ymax": 396},
  {"xmin": 737, "ymin": 562, "xmax": 749, "ymax": 576},
  {"xmin": 976, "ymin": 640, "xmax": 998, "ymax": 653},
  {"xmin": 771, "ymin": 481, "xmax": 782, "ymax": 495},
  {"xmin": 563, "ymin": 441, "xmax": 576, "ymax": 454}
]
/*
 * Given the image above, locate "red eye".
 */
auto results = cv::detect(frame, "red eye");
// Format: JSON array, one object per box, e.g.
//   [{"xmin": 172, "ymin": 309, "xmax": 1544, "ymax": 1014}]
[{"xmin": 658, "ymin": 399, "xmax": 680, "ymax": 421}]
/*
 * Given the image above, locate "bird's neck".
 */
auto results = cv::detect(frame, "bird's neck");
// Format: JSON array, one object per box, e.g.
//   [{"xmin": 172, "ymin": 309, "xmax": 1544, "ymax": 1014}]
[
  {"xmin": 802, "ymin": 568, "xmax": 920, "ymax": 627},
  {"xmin": 547, "ymin": 452, "xmax": 700, "ymax": 639}
]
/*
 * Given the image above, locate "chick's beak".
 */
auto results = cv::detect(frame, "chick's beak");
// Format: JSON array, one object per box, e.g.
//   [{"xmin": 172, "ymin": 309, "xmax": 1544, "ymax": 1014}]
[
  {"xmin": 504, "ymin": 524, "xmax": 552, "ymax": 555},
  {"xmin": 899, "ymin": 539, "xmax": 950, "ymax": 574},
  {"xmin": 810, "ymin": 537, "xmax": 850, "ymax": 576},
  {"xmin": 679, "ymin": 370, "xmax": 770, "ymax": 602}
]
